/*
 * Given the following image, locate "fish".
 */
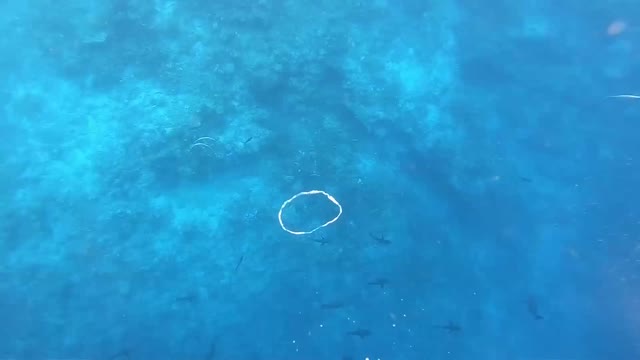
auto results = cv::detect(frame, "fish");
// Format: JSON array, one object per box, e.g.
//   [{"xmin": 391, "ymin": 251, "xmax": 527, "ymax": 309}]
[
  {"xmin": 175, "ymin": 293, "xmax": 197, "ymax": 303},
  {"xmin": 108, "ymin": 349, "xmax": 131, "ymax": 360},
  {"xmin": 204, "ymin": 339, "xmax": 217, "ymax": 360},
  {"xmin": 527, "ymin": 296, "xmax": 544, "ymax": 320},
  {"xmin": 347, "ymin": 329, "xmax": 371, "ymax": 338},
  {"xmin": 320, "ymin": 301, "xmax": 344, "ymax": 310},
  {"xmin": 244, "ymin": 137, "xmax": 253, "ymax": 145},
  {"xmin": 312, "ymin": 236, "xmax": 329, "ymax": 245},
  {"xmin": 234, "ymin": 255, "xmax": 244, "ymax": 273},
  {"xmin": 368, "ymin": 278, "xmax": 389, "ymax": 288},
  {"xmin": 369, "ymin": 233, "xmax": 391, "ymax": 245},
  {"xmin": 434, "ymin": 321, "xmax": 462, "ymax": 333}
]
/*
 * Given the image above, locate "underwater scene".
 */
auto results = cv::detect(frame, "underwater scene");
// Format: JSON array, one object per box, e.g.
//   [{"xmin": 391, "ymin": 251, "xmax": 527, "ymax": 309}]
[{"xmin": 1, "ymin": 0, "xmax": 639, "ymax": 359}]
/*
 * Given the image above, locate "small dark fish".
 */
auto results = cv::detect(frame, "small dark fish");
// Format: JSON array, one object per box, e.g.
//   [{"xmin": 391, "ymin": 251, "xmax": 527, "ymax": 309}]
[
  {"xmin": 434, "ymin": 321, "xmax": 462, "ymax": 333},
  {"xmin": 320, "ymin": 301, "xmax": 344, "ymax": 310},
  {"xmin": 368, "ymin": 278, "xmax": 389, "ymax": 288},
  {"xmin": 527, "ymin": 296, "xmax": 544, "ymax": 320},
  {"xmin": 312, "ymin": 236, "xmax": 329, "ymax": 245},
  {"xmin": 243, "ymin": 137, "xmax": 253, "ymax": 145},
  {"xmin": 519, "ymin": 176, "xmax": 533, "ymax": 183},
  {"xmin": 369, "ymin": 233, "xmax": 391, "ymax": 245},
  {"xmin": 234, "ymin": 255, "xmax": 244, "ymax": 273},
  {"xmin": 175, "ymin": 293, "xmax": 197, "ymax": 303},
  {"xmin": 204, "ymin": 339, "xmax": 217, "ymax": 360},
  {"xmin": 347, "ymin": 329, "xmax": 371, "ymax": 338},
  {"xmin": 108, "ymin": 349, "xmax": 130, "ymax": 360}
]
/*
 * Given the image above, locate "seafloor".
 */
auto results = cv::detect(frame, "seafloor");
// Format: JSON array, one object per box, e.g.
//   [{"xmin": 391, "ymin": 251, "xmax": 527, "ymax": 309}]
[{"xmin": 1, "ymin": 0, "xmax": 639, "ymax": 359}]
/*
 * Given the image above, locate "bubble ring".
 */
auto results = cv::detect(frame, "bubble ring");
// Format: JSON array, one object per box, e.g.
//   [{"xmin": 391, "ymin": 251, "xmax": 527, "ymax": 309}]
[{"xmin": 278, "ymin": 190, "xmax": 343, "ymax": 235}]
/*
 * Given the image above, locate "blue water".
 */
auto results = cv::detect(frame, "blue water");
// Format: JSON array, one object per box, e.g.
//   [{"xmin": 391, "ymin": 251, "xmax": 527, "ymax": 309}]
[{"xmin": 2, "ymin": 1, "xmax": 639, "ymax": 359}]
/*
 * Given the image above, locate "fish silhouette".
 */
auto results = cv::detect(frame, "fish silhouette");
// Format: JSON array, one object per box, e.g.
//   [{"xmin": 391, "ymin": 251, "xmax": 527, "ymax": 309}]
[
  {"xmin": 312, "ymin": 236, "xmax": 329, "ymax": 245},
  {"xmin": 175, "ymin": 293, "xmax": 197, "ymax": 303},
  {"xmin": 204, "ymin": 339, "xmax": 217, "ymax": 360},
  {"xmin": 320, "ymin": 301, "xmax": 344, "ymax": 310},
  {"xmin": 347, "ymin": 329, "xmax": 371, "ymax": 338},
  {"xmin": 369, "ymin": 233, "xmax": 391, "ymax": 245},
  {"xmin": 434, "ymin": 321, "xmax": 462, "ymax": 333},
  {"xmin": 234, "ymin": 255, "xmax": 244, "ymax": 273},
  {"xmin": 368, "ymin": 278, "xmax": 389, "ymax": 288},
  {"xmin": 527, "ymin": 296, "xmax": 544, "ymax": 320},
  {"xmin": 107, "ymin": 349, "xmax": 130, "ymax": 360}
]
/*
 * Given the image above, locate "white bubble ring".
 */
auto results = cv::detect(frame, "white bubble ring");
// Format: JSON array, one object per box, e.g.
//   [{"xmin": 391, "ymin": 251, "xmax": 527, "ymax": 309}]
[{"xmin": 278, "ymin": 190, "xmax": 343, "ymax": 235}]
